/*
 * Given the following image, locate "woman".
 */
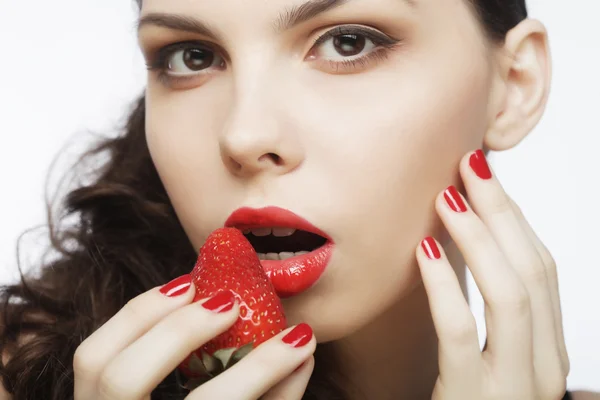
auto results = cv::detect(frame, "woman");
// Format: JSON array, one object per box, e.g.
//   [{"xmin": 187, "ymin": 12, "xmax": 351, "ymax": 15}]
[{"xmin": 1, "ymin": 0, "xmax": 597, "ymax": 399}]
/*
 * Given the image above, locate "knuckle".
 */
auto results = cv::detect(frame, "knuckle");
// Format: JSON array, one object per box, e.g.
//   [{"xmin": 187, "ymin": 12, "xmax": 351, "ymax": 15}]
[
  {"xmin": 542, "ymin": 254, "xmax": 558, "ymax": 274},
  {"xmin": 121, "ymin": 296, "xmax": 154, "ymax": 327},
  {"xmin": 487, "ymin": 192, "xmax": 513, "ymax": 215},
  {"xmin": 520, "ymin": 261, "xmax": 548, "ymax": 286},
  {"xmin": 508, "ymin": 196, "xmax": 522, "ymax": 215},
  {"xmin": 490, "ymin": 286, "xmax": 531, "ymax": 315},
  {"xmin": 73, "ymin": 342, "xmax": 102, "ymax": 378},
  {"xmin": 249, "ymin": 347, "xmax": 280, "ymax": 371}
]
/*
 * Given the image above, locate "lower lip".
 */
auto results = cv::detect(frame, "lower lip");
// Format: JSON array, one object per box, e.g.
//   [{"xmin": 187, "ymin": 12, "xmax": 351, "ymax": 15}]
[{"xmin": 261, "ymin": 242, "xmax": 334, "ymax": 298}]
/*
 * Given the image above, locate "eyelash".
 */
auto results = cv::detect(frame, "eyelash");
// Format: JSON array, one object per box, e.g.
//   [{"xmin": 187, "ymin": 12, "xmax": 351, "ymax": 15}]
[
  {"xmin": 145, "ymin": 25, "xmax": 402, "ymax": 87},
  {"xmin": 310, "ymin": 26, "xmax": 401, "ymax": 73}
]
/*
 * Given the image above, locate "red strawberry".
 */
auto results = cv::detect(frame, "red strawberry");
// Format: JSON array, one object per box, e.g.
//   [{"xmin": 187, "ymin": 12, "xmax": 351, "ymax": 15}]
[{"xmin": 177, "ymin": 228, "xmax": 287, "ymax": 388}]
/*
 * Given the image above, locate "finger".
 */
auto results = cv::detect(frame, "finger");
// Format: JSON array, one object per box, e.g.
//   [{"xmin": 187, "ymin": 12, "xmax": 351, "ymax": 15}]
[
  {"xmin": 460, "ymin": 150, "xmax": 563, "ymax": 382},
  {"xmin": 416, "ymin": 237, "xmax": 481, "ymax": 386},
  {"xmin": 188, "ymin": 324, "xmax": 316, "ymax": 400},
  {"xmin": 436, "ymin": 185, "xmax": 533, "ymax": 374},
  {"xmin": 508, "ymin": 196, "xmax": 569, "ymax": 375},
  {"xmin": 261, "ymin": 356, "xmax": 315, "ymax": 400},
  {"xmin": 73, "ymin": 274, "xmax": 195, "ymax": 400},
  {"xmin": 97, "ymin": 291, "xmax": 239, "ymax": 400}
]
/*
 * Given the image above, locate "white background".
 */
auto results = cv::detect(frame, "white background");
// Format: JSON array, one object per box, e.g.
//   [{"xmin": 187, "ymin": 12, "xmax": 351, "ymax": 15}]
[{"xmin": 0, "ymin": 0, "xmax": 598, "ymax": 392}]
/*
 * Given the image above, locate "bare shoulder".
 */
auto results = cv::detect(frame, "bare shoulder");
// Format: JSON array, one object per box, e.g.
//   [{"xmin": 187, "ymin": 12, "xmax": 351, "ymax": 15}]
[{"xmin": 572, "ymin": 391, "xmax": 600, "ymax": 400}]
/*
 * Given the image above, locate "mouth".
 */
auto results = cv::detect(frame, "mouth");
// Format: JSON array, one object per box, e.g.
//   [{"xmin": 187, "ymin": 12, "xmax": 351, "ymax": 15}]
[
  {"xmin": 241, "ymin": 228, "xmax": 328, "ymax": 261},
  {"xmin": 225, "ymin": 207, "xmax": 334, "ymax": 298}
]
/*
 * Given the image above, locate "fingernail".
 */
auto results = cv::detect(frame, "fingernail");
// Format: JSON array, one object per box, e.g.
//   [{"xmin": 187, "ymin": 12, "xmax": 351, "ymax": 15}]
[
  {"xmin": 444, "ymin": 186, "xmax": 468, "ymax": 213},
  {"xmin": 421, "ymin": 237, "xmax": 441, "ymax": 260},
  {"xmin": 282, "ymin": 323, "xmax": 313, "ymax": 348},
  {"xmin": 160, "ymin": 274, "xmax": 192, "ymax": 297},
  {"xmin": 201, "ymin": 290, "xmax": 236, "ymax": 313},
  {"xmin": 469, "ymin": 149, "xmax": 492, "ymax": 180}
]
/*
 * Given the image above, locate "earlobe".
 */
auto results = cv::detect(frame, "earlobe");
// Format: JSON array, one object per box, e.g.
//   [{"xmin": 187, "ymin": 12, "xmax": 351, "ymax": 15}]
[{"xmin": 484, "ymin": 19, "xmax": 552, "ymax": 151}]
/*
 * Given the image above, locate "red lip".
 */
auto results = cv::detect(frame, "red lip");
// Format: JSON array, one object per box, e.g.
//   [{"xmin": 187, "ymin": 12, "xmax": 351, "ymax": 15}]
[{"xmin": 224, "ymin": 206, "xmax": 333, "ymax": 298}]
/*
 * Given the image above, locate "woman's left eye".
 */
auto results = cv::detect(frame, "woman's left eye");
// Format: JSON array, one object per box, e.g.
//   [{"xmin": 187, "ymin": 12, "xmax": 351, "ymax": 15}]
[{"xmin": 308, "ymin": 26, "xmax": 401, "ymax": 71}]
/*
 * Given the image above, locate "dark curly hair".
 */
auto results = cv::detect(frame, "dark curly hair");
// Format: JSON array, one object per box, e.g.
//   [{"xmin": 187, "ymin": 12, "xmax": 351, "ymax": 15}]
[{"xmin": 0, "ymin": 1, "xmax": 527, "ymax": 399}]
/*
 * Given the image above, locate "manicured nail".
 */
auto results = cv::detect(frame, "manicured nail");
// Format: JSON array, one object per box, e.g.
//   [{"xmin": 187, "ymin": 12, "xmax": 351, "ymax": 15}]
[
  {"xmin": 160, "ymin": 274, "xmax": 192, "ymax": 297},
  {"xmin": 469, "ymin": 149, "xmax": 492, "ymax": 180},
  {"xmin": 421, "ymin": 237, "xmax": 441, "ymax": 260},
  {"xmin": 444, "ymin": 186, "xmax": 468, "ymax": 213},
  {"xmin": 201, "ymin": 290, "xmax": 236, "ymax": 313},
  {"xmin": 282, "ymin": 323, "xmax": 313, "ymax": 348}
]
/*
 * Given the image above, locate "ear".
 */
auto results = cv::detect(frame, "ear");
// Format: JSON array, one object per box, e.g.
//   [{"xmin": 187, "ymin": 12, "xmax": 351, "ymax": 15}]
[{"xmin": 485, "ymin": 19, "xmax": 552, "ymax": 151}]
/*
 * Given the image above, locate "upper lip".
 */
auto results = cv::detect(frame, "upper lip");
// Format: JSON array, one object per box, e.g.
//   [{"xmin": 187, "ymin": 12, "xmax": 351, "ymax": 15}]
[{"xmin": 224, "ymin": 206, "xmax": 331, "ymax": 241}]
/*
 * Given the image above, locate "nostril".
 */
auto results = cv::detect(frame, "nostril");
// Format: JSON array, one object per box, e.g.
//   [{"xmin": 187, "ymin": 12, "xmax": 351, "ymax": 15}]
[{"xmin": 259, "ymin": 153, "xmax": 283, "ymax": 166}]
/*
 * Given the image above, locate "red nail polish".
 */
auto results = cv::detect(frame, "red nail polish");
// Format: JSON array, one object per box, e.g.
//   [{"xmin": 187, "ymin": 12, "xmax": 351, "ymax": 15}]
[
  {"xmin": 469, "ymin": 150, "xmax": 492, "ymax": 180},
  {"xmin": 282, "ymin": 323, "xmax": 313, "ymax": 348},
  {"xmin": 421, "ymin": 237, "xmax": 441, "ymax": 260},
  {"xmin": 201, "ymin": 290, "xmax": 235, "ymax": 313},
  {"xmin": 160, "ymin": 274, "xmax": 192, "ymax": 297},
  {"xmin": 444, "ymin": 186, "xmax": 468, "ymax": 213}
]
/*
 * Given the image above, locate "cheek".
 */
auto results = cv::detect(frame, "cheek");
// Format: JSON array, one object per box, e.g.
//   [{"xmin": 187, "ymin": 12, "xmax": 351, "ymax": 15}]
[
  {"xmin": 144, "ymin": 87, "xmax": 231, "ymax": 245},
  {"xmin": 301, "ymin": 51, "xmax": 492, "ymax": 256}
]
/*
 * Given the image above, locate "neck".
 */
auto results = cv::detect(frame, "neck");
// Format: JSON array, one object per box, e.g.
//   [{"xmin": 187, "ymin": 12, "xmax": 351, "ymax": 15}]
[{"xmin": 330, "ymin": 242, "xmax": 467, "ymax": 400}]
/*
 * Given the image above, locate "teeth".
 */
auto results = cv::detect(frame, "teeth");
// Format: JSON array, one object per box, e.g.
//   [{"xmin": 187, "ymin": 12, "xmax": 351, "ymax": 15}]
[
  {"xmin": 244, "ymin": 227, "xmax": 297, "ymax": 237},
  {"xmin": 251, "ymin": 228, "xmax": 272, "ymax": 237},
  {"xmin": 257, "ymin": 251, "xmax": 310, "ymax": 261},
  {"xmin": 279, "ymin": 252, "xmax": 295, "ymax": 260},
  {"xmin": 272, "ymin": 228, "xmax": 297, "ymax": 237}
]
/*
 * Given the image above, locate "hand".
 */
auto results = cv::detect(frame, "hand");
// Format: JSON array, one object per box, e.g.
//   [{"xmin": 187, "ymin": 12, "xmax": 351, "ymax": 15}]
[
  {"xmin": 73, "ymin": 276, "xmax": 316, "ymax": 400},
  {"xmin": 416, "ymin": 150, "xmax": 569, "ymax": 400}
]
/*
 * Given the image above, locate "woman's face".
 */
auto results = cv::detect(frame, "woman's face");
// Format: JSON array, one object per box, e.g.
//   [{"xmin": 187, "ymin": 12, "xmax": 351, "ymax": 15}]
[{"xmin": 139, "ymin": 0, "xmax": 498, "ymax": 341}]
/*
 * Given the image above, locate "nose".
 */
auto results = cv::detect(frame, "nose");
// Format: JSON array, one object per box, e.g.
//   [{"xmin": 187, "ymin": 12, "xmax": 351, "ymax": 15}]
[{"xmin": 220, "ymin": 96, "xmax": 304, "ymax": 179}]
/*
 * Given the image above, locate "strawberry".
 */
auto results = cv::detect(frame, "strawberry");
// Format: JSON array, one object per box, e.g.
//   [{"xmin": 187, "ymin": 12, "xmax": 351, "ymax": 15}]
[{"xmin": 177, "ymin": 228, "xmax": 287, "ymax": 389}]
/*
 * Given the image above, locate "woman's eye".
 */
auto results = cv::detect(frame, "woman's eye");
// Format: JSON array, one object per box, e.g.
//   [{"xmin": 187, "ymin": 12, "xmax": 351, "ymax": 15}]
[
  {"xmin": 163, "ymin": 45, "xmax": 225, "ymax": 76},
  {"xmin": 307, "ymin": 26, "xmax": 401, "ymax": 73},
  {"xmin": 318, "ymin": 33, "xmax": 376, "ymax": 60}
]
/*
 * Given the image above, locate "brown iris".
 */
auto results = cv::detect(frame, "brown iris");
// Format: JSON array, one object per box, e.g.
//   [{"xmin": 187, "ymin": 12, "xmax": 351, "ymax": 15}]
[
  {"xmin": 333, "ymin": 34, "xmax": 366, "ymax": 57},
  {"xmin": 181, "ymin": 48, "xmax": 214, "ymax": 71}
]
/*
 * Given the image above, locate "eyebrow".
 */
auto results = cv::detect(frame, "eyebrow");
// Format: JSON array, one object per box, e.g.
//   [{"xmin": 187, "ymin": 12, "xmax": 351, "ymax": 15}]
[
  {"xmin": 138, "ymin": 13, "xmax": 222, "ymax": 41},
  {"xmin": 276, "ymin": 0, "xmax": 413, "ymax": 31},
  {"xmin": 274, "ymin": 0, "xmax": 349, "ymax": 32},
  {"xmin": 138, "ymin": 0, "xmax": 415, "ymax": 38}
]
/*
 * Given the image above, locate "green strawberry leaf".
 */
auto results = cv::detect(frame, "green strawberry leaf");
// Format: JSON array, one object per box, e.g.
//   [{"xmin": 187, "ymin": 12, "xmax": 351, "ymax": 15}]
[
  {"xmin": 227, "ymin": 342, "xmax": 254, "ymax": 368},
  {"xmin": 213, "ymin": 347, "xmax": 237, "ymax": 369}
]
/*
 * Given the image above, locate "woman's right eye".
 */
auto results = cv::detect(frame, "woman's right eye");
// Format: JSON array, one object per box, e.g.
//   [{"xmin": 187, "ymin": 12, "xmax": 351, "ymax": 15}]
[
  {"xmin": 147, "ymin": 42, "xmax": 227, "ymax": 85},
  {"xmin": 164, "ymin": 45, "xmax": 226, "ymax": 75}
]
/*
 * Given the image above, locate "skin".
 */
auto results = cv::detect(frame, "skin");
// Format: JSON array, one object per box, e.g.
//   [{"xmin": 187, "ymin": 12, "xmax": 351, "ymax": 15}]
[
  {"xmin": 0, "ymin": 1, "xmax": 598, "ymax": 399},
  {"xmin": 23, "ymin": 0, "xmax": 591, "ymax": 400},
  {"xmin": 134, "ymin": 0, "xmax": 564, "ymax": 398}
]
